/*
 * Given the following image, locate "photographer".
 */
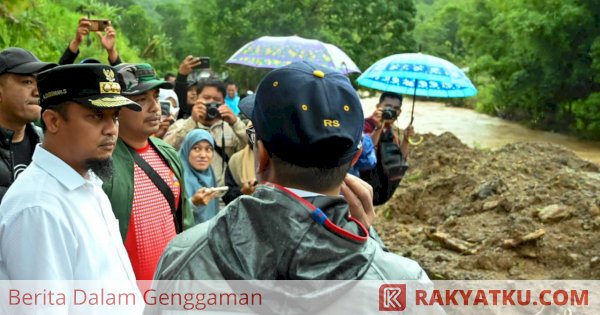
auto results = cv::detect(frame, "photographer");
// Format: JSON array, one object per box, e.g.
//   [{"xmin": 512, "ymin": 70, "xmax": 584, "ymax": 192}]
[
  {"xmin": 164, "ymin": 79, "xmax": 247, "ymax": 186},
  {"xmin": 362, "ymin": 92, "xmax": 415, "ymax": 205},
  {"xmin": 59, "ymin": 18, "xmax": 121, "ymax": 66}
]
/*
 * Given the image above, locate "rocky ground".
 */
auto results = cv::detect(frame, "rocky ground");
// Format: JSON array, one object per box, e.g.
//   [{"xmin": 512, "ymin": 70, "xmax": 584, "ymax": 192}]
[{"xmin": 377, "ymin": 132, "xmax": 600, "ymax": 280}]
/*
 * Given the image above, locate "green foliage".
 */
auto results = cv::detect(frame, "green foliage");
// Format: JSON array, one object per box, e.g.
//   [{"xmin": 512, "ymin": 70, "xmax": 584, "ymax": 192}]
[
  {"xmin": 415, "ymin": 0, "xmax": 600, "ymax": 140},
  {"xmin": 0, "ymin": 0, "xmax": 139, "ymax": 65},
  {"xmin": 571, "ymin": 93, "xmax": 600, "ymax": 140},
  {"xmin": 2, "ymin": 0, "xmax": 416, "ymax": 89},
  {"xmin": 179, "ymin": 0, "xmax": 416, "ymax": 90}
]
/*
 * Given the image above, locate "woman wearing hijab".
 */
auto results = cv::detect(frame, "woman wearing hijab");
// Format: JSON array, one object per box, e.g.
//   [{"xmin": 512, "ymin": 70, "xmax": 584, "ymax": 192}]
[
  {"xmin": 155, "ymin": 89, "xmax": 180, "ymax": 138},
  {"xmin": 179, "ymin": 129, "xmax": 221, "ymax": 225},
  {"xmin": 222, "ymin": 122, "xmax": 257, "ymax": 204}
]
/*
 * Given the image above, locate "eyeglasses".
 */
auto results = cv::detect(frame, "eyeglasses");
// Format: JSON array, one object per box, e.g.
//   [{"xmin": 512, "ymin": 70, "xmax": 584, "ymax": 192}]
[{"xmin": 246, "ymin": 127, "xmax": 256, "ymax": 148}]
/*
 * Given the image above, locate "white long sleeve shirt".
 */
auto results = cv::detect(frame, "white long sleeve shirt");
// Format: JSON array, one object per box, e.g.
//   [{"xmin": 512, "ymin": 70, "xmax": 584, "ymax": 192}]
[{"xmin": 0, "ymin": 145, "xmax": 136, "ymax": 281}]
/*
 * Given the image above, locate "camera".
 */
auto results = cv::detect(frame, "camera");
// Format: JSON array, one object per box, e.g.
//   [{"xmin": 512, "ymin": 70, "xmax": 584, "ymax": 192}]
[
  {"xmin": 382, "ymin": 106, "xmax": 398, "ymax": 120},
  {"xmin": 205, "ymin": 102, "xmax": 221, "ymax": 120}
]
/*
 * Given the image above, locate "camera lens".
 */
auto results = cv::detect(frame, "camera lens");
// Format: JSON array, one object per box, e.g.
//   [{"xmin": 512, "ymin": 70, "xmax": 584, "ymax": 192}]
[
  {"xmin": 206, "ymin": 102, "xmax": 221, "ymax": 120},
  {"xmin": 382, "ymin": 107, "xmax": 396, "ymax": 120}
]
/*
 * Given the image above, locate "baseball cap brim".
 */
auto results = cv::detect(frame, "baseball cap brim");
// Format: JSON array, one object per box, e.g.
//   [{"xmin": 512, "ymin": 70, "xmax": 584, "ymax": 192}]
[
  {"xmin": 121, "ymin": 79, "xmax": 173, "ymax": 96},
  {"xmin": 8, "ymin": 61, "xmax": 57, "ymax": 75},
  {"xmin": 74, "ymin": 94, "xmax": 142, "ymax": 112},
  {"xmin": 238, "ymin": 94, "xmax": 256, "ymax": 120}
]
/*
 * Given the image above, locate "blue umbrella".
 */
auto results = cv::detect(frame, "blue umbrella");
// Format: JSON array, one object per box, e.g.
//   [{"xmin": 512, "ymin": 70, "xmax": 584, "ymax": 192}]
[{"xmin": 357, "ymin": 53, "xmax": 477, "ymax": 126}]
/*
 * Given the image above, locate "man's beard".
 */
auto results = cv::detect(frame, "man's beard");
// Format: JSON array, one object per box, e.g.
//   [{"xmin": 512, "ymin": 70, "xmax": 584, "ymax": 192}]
[{"xmin": 85, "ymin": 158, "xmax": 114, "ymax": 182}]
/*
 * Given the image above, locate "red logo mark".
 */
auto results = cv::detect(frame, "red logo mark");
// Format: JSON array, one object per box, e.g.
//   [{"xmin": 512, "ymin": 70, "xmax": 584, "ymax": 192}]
[{"xmin": 379, "ymin": 284, "xmax": 406, "ymax": 311}]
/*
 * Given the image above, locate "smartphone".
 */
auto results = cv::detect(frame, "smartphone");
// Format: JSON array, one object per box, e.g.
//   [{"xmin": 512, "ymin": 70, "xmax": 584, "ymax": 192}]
[
  {"xmin": 88, "ymin": 19, "xmax": 111, "ymax": 32},
  {"xmin": 159, "ymin": 100, "xmax": 171, "ymax": 116},
  {"xmin": 192, "ymin": 57, "xmax": 210, "ymax": 69},
  {"xmin": 209, "ymin": 186, "xmax": 229, "ymax": 198}
]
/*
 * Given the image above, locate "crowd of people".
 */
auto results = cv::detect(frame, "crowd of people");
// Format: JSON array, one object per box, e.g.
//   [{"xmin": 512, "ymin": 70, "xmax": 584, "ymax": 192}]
[{"xmin": 0, "ymin": 18, "xmax": 427, "ymax": 297}]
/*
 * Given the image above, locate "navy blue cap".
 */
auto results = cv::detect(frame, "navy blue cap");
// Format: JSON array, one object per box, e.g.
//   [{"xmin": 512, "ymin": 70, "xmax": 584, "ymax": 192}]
[
  {"xmin": 0, "ymin": 47, "xmax": 56, "ymax": 75},
  {"xmin": 241, "ymin": 61, "xmax": 363, "ymax": 168},
  {"xmin": 37, "ymin": 64, "xmax": 141, "ymax": 111}
]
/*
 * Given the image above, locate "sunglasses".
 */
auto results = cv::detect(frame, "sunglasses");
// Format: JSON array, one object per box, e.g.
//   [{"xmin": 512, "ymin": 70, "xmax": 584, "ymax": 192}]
[{"xmin": 246, "ymin": 127, "xmax": 256, "ymax": 148}]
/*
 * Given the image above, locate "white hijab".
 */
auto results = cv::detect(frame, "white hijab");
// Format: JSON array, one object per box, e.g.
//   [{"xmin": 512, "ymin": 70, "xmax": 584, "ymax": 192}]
[{"xmin": 159, "ymin": 88, "xmax": 180, "ymax": 118}]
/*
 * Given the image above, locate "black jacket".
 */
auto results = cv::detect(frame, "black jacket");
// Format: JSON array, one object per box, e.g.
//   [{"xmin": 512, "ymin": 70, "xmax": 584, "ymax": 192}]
[
  {"xmin": 58, "ymin": 46, "xmax": 122, "ymax": 66},
  {"xmin": 0, "ymin": 123, "xmax": 43, "ymax": 202},
  {"xmin": 175, "ymin": 73, "xmax": 192, "ymax": 120}
]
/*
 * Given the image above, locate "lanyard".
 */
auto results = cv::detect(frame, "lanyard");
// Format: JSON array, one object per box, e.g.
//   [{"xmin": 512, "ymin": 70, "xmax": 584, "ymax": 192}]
[{"xmin": 266, "ymin": 183, "xmax": 369, "ymax": 243}]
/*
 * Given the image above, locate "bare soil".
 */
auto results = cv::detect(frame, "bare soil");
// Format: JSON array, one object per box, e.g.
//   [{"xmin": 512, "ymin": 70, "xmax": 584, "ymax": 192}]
[{"xmin": 377, "ymin": 132, "xmax": 600, "ymax": 280}]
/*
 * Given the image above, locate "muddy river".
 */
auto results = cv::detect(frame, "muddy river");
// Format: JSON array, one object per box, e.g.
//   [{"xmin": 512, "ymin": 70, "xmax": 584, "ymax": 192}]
[{"xmin": 361, "ymin": 97, "xmax": 600, "ymax": 165}]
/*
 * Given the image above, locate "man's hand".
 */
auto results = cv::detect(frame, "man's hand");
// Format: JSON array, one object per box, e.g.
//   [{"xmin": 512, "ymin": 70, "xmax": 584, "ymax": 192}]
[
  {"xmin": 219, "ymin": 105, "xmax": 237, "ymax": 125},
  {"xmin": 69, "ymin": 18, "xmax": 91, "ymax": 53},
  {"xmin": 341, "ymin": 174, "xmax": 376, "ymax": 228},
  {"xmin": 97, "ymin": 26, "xmax": 116, "ymax": 52},
  {"xmin": 179, "ymin": 56, "xmax": 202, "ymax": 76},
  {"xmin": 372, "ymin": 108, "xmax": 384, "ymax": 129},
  {"xmin": 402, "ymin": 125, "xmax": 415, "ymax": 143},
  {"xmin": 191, "ymin": 187, "xmax": 219, "ymax": 206},
  {"xmin": 154, "ymin": 116, "xmax": 174, "ymax": 139},
  {"xmin": 241, "ymin": 180, "xmax": 258, "ymax": 195},
  {"xmin": 96, "ymin": 26, "xmax": 118, "ymax": 63},
  {"xmin": 191, "ymin": 101, "xmax": 207, "ymax": 122}
]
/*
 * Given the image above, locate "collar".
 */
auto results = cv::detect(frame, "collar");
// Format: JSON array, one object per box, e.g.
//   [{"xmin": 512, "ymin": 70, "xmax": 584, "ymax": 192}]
[
  {"xmin": 265, "ymin": 182, "xmax": 369, "ymax": 243},
  {"xmin": 285, "ymin": 187, "xmax": 324, "ymax": 198},
  {"xmin": 0, "ymin": 123, "xmax": 39, "ymax": 148},
  {"xmin": 0, "ymin": 126, "xmax": 14, "ymax": 146},
  {"xmin": 33, "ymin": 144, "xmax": 90, "ymax": 191}
]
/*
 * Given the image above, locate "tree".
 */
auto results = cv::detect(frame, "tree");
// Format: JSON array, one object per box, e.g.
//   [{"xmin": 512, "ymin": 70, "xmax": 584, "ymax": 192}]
[
  {"xmin": 415, "ymin": 0, "xmax": 600, "ymax": 139},
  {"xmin": 180, "ymin": 0, "xmax": 416, "ymax": 91}
]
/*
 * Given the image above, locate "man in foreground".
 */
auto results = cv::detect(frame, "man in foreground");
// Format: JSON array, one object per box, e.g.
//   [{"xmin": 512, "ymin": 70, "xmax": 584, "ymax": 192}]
[
  {"xmin": 154, "ymin": 62, "xmax": 429, "ymax": 282},
  {"xmin": 103, "ymin": 63, "xmax": 194, "ymax": 280},
  {"xmin": 0, "ymin": 64, "xmax": 140, "ymax": 280}
]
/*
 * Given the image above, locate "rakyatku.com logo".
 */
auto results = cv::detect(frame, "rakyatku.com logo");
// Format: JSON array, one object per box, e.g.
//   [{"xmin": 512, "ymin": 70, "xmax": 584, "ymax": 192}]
[
  {"xmin": 378, "ymin": 282, "xmax": 590, "ymax": 314},
  {"xmin": 379, "ymin": 284, "xmax": 406, "ymax": 311}
]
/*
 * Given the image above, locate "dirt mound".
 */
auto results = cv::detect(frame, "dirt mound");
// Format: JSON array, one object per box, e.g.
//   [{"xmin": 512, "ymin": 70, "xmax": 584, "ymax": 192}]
[{"xmin": 377, "ymin": 132, "xmax": 600, "ymax": 279}]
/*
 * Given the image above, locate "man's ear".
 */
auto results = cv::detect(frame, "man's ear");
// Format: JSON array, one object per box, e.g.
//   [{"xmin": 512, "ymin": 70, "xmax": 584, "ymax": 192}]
[
  {"xmin": 351, "ymin": 146, "xmax": 363, "ymax": 167},
  {"xmin": 256, "ymin": 140, "xmax": 271, "ymax": 174},
  {"xmin": 42, "ymin": 109, "xmax": 62, "ymax": 134}
]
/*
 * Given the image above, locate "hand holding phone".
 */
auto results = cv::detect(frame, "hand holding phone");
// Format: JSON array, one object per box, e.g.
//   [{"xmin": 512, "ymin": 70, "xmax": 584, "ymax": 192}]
[
  {"xmin": 208, "ymin": 186, "xmax": 229, "ymax": 198},
  {"xmin": 192, "ymin": 186, "xmax": 228, "ymax": 206},
  {"xmin": 159, "ymin": 100, "xmax": 171, "ymax": 117},
  {"xmin": 192, "ymin": 57, "xmax": 210, "ymax": 69}
]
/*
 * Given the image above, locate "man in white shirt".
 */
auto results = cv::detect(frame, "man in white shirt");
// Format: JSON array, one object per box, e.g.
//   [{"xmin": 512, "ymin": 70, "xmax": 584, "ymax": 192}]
[{"xmin": 0, "ymin": 64, "xmax": 141, "ymax": 281}]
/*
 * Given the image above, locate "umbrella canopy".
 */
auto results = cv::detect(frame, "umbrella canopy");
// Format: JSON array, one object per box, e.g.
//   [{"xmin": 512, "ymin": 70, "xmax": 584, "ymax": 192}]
[
  {"xmin": 356, "ymin": 53, "xmax": 477, "ymax": 98},
  {"xmin": 226, "ymin": 35, "xmax": 361, "ymax": 74}
]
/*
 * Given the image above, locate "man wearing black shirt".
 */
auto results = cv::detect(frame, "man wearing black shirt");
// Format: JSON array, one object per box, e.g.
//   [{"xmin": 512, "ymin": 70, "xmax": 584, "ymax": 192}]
[
  {"xmin": 58, "ymin": 18, "xmax": 122, "ymax": 66},
  {"xmin": 0, "ymin": 47, "xmax": 56, "ymax": 201}
]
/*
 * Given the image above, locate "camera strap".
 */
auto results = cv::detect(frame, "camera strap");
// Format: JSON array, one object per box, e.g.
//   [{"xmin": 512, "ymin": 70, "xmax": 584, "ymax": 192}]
[
  {"xmin": 265, "ymin": 182, "xmax": 369, "ymax": 244},
  {"xmin": 126, "ymin": 144, "xmax": 181, "ymax": 233},
  {"xmin": 211, "ymin": 123, "xmax": 230, "ymax": 183},
  {"xmin": 213, "ymin": 127, "xmax": 230, "ymax": 163}
]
